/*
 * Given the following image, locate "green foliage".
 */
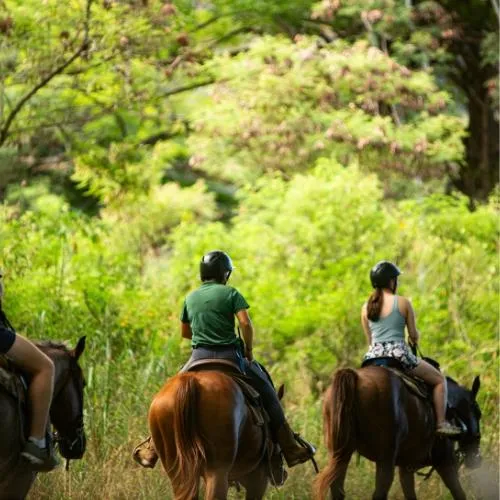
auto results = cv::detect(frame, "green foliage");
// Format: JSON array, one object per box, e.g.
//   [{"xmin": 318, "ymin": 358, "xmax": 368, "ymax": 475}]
[
  {"xmin": 156, "ymin": 160, "xmax": 497, "ymax": 383},
  {"xmin": 189, "ymin": 36, "xmax": 465, "ymax": 183},
  {"xmin": 2, "ymin": 156, "xmax": 497, "ymax": 498},
  {"xmin": 0, "ymin": 0, "xmax": 497, "ymax": 497}
]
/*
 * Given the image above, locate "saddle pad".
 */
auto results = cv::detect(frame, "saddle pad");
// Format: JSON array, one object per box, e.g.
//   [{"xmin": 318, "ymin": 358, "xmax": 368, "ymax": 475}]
[
  {"xmin": 387, "ymin": 367, "xmax": 429, "ymax": 399},
  {"xmin": 0, "ymin": 361, "xmax": 26, "ymax": 404}
]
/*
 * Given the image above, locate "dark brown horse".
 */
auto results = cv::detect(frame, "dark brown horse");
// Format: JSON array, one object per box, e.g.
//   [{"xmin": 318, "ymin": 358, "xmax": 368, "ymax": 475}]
[
  {"xmin": 0, "ymin": 337, "xmax": 87, "ymax": 500},
  {"xmin": 148, "ymin": 370, "xmax": 287, "ymax": 500},
  {"xmin": 315, "ymin": 366, "xmax": 481, "ymax": 500}
]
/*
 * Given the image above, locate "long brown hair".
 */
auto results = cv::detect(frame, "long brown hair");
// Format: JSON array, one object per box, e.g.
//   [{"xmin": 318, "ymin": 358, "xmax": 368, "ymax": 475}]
[{"xmin": 367, "ymin": 288, "xmax": 383, "ymax": 321}]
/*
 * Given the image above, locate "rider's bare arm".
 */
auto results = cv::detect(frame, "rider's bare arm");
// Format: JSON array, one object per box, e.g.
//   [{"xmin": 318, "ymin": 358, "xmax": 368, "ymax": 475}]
[
  {"xmin": 181, "ymin": 321, "xmax": 192, "ymax": 340},
  {"xmin": 236, "ymin": 309, "xmax": 253, "ymax": 360},
  {"xmin": 360, "ymin": 304, "xmax": 372, "ymax": 345},
  {"xmin": 402, "ymin": 297, "xmax": 420, "ymax": 345}
]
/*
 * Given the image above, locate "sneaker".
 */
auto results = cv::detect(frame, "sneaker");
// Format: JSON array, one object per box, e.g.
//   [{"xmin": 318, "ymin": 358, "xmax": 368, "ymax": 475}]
[
  {"xmin": 21, "ymin": 441, "xmax": 60, "ymax": 472},
  {"xmin": 436, "ymin": 421, "xmax": 462, "ymax": 436}
]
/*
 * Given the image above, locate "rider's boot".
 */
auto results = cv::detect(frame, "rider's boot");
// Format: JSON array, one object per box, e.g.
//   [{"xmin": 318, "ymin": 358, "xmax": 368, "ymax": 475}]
[
  {"xmin": 21, "ymin": 437, "xmax": 60, "ymax": 472},
  {"xmin": 133, "ymin": 436, "xmax": 159, "ymax": 468},
  {"xmin": 276, "ymin": 421, "xmax": 315, "ymax": 468}
]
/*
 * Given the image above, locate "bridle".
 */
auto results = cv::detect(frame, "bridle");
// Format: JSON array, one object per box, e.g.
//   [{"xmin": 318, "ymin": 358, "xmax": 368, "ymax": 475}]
[{"xmin": 52, "ymin": 355, "xmax": 85, "ymax": 470}]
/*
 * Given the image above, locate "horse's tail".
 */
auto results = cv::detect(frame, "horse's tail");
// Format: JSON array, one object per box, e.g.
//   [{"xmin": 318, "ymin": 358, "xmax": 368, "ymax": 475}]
[
  {"xmin": 170, "ymin": 375, "xmax": 206, "ymax": 500},
  {"xmin": 314, "ymin": 368, "xmax": 358, "ymax": 500}
]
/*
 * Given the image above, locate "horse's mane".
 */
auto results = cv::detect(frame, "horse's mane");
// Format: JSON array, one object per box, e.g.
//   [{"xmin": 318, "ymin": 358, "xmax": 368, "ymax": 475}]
[{"xmin": 35, "ymin": 340, "xmax": 71, "ymax": 353}]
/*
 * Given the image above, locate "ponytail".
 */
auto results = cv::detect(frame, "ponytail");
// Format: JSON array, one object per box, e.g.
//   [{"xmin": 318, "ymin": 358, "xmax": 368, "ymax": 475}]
[{"xmin": 367, "ymin": 288, "xmax": 383, "ymax": 321}]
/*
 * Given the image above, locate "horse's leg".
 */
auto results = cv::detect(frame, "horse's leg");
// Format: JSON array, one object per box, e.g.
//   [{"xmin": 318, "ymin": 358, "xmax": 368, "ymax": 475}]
[
  {"xmin": 372, "ymin": 460, "xmax": 395, "ymax": 500},
  {"xmin": 398, "ymin": 467, "xmax": 417, "ymax": 500},
  {"xmin": 171, "ymin": 483, "xmax": 199, "ymax": 500},
  {"xmin": 435, "ymin": 464, "xmax": 466, "ymax": 500},
  {"xmin": 240, "ymin": 464, "xmax": 269, "ymax": 500},
  {"xmin": 204, "ymin": 471, "xmax": 229, "ymax": 500},
  {"xmin": 0, "ymin": 467, "xmax": 36, "ymax": 500},
  {"xmin": 329, "ymin": 457, "xmax": 351, "ymax": 500}
]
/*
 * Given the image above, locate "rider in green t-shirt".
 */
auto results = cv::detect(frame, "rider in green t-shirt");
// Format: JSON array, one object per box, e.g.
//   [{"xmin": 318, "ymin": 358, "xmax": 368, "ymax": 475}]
[{"xmin": 134, "ymin": 251, "xmax": 315, "ymax": 469}]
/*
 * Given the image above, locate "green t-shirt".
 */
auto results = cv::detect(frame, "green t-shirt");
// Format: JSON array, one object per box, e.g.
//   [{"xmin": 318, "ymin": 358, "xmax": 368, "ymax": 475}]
[{"xmin": 180, "ymin": 281, "xmax": 250, "ymax": 348}]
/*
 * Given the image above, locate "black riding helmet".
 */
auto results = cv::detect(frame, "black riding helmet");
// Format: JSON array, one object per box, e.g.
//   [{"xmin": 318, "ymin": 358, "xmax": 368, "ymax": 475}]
[
  {"xmin": 370, "ymin": 261, "xmax": 401, "ymax": 289},
  {"xmin": 200, "ymin": 250, "xmax": 233, "ymax": 283}
]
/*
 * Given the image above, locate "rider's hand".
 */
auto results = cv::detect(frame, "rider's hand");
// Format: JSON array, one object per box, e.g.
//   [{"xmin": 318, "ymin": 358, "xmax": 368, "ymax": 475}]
[{"xmin": 245, "ymin": 348, "xmax": 253, "ymax": 362}]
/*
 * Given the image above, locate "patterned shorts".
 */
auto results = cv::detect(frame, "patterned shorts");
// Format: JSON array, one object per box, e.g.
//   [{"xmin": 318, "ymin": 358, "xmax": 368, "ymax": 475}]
[{"xmin": 364, "ymin": 341, "xmax": 419, "ymax": 371}]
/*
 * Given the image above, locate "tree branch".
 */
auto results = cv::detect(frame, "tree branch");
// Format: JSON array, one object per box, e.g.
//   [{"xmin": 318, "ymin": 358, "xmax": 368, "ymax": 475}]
[
  {"xmin": 190, "ymin": 10, "xmax": 253, "ymax": 33},
  {"xmin": 159, "ymin": 78, "xmax": 216, "ymax": 99},
  {"xmin": 0, "ymin": 0, "xmax": 93, "ymax": 147},
  {"xmin": 140, "ymin": 125, "xmax": 189, "ymax": 146}
]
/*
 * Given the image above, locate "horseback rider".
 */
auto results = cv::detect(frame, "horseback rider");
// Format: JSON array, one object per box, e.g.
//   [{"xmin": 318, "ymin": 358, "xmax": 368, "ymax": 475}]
[
  {"xmin": 135, "ymin": 250, "xmax": 315, "ymax": 468},
  {"xmin": 0, "ymin": 270, "xmax": 60, "ymax": 471},
  {"xmin": 361, "ymin": 261, "xmax": 461, "ymax": 436}
]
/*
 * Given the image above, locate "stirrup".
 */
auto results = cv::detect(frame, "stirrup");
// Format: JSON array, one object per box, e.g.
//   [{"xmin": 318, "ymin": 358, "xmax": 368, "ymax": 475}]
[
  {"xmin": 293, "ymin": 433, "xmax": 316, "ymax": 455},
  {"xmin": 293, "ymin": 433, "xmax": 319, "ymax": 473}
]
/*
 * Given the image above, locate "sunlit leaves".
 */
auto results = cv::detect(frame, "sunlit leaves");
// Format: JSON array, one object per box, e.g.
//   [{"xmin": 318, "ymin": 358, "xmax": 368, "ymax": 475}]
[{"xmin": 189, "ymin": 36, "xmax": 465, "ymax": 183}]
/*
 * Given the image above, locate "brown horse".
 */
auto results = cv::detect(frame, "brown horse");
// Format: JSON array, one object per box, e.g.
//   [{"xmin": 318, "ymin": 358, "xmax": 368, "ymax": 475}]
[
  {"xmin": 315, "ymin": 366, "xmax": 481, "ymax": 500},
  {"xmin": 0, "ymin": 337, "xmax": 87, "ymax": 500},
  {"xmin": 148, "ymin": 370, "xmax": 287, "ymax": 500}
]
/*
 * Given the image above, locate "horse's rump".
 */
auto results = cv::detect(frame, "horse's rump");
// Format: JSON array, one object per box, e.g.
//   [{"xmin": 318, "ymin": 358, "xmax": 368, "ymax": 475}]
[
  {"xmin": 321, "ymin": 366, "xmax": 435, "ymax": 464},
  {"xmin": 149, "ymin": 371, "xmax": 267, "ymax": 499}
]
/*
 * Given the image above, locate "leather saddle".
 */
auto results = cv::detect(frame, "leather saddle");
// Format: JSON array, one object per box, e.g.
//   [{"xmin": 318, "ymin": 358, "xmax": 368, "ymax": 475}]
[
  {"xmin": 362, "ymin": 357, "xmax": 430, "ymax": 399},
  {"xmin": 0, "ymin": 355, "xmax": 27, "ymax": 404}
]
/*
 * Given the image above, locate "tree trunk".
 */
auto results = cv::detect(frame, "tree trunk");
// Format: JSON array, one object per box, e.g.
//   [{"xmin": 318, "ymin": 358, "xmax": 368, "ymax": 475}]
[
  {"xmin": 449, "ymin": 34, "xmax": 499, "ymax": 204},
  {"xmin": 455, "ymin": 82, "xmax": 499, "ymax": 204}
]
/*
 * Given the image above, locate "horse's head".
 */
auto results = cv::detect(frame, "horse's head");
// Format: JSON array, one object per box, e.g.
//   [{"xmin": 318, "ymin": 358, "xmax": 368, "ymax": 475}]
[
  {"xmin": 450, "ymin": 375, "xmax": 482, "ymax": 469},
  {"xmin": 39, "ymin": 337, "xmax": 87, "ymax": 461}
]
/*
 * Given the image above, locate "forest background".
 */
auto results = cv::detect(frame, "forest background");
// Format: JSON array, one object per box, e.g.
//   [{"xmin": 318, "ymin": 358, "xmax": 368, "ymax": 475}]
[{"xmin": 0, "ymin": 0, "xmax": 498, "ymax": 498}]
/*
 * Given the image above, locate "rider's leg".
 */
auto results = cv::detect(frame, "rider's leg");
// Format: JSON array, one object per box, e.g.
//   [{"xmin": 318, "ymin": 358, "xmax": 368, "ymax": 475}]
[
  {"xmin": 410, "ymin": 359, "xmax": 460, "ymax": 435},
  {"xmin": 6, "ymin": 334, "xmax": 59, "ymax": 470},
  {"xmin": 245, "ymin": 361, "xmax": 285, "ymax": 435},
  {"xmin": 245, "ymin": 361, "xmax": 315, "ymax": 467}
]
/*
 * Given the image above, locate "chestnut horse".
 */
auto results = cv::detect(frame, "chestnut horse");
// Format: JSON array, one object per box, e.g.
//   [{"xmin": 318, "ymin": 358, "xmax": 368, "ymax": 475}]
[
  {"xmin": 0, "ymin": 337, "xmax": 87, "ymax": 500},
  {"xmin": 315, "ymin": 366, "xmax": 481, "ymax": 500},
  {"xmin": 148, "ymin": 370, "xmax": 287, "ymax": 500}
]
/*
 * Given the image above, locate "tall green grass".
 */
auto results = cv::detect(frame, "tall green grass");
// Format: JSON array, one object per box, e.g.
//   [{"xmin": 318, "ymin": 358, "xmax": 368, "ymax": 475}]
[{"xmin": 28, "ymin": 349, "xmax": 499, "ymax": 499}]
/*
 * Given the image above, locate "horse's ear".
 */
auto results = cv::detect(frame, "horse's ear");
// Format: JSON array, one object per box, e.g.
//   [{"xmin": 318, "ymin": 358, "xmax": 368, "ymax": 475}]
[
  {"xmin": 471, "ymin": 376, "xmax": 480, "ymax": 399},
  {"xmin": 72, "ymin": 336, "xmax": 86, "ymax": 361},
  {"xmin": 277, "ymin": 384, "xmax": 285, "ymax": 401}
]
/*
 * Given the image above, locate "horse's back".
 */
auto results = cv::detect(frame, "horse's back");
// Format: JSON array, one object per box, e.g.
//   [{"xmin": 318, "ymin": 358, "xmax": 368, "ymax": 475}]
[{"xmin": 150, "ymin": 370, "xmax": 245, "ymax": 427}]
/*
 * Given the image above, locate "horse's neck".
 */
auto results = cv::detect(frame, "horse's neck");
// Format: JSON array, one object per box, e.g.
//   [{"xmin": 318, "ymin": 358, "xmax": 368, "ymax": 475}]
[
  {"xmin": 43, "ymin": 349, "xmax": 70, "ymax": 393},
  {"xmin": 446, "ymin": 377, "xmax": 465, "ymax": 407}
]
